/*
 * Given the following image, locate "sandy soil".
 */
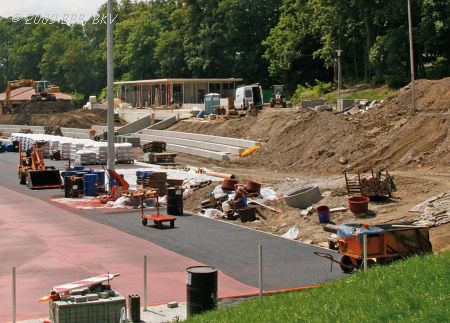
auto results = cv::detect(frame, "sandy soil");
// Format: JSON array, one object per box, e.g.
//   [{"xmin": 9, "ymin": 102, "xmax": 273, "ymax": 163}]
[
  {"xmin": 172, "ymin": 79, "xmax": 450, "ymax": 252},
  {"xmin": 0, "ymin": 108, "xmax": 109, "ymax": 128}
]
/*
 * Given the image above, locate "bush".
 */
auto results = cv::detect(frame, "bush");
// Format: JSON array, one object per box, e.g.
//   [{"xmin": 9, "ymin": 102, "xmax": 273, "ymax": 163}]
[
  {"xmin": 71, "ymin": 92, "xmax": 85, "ymax": 108},
  {"xmin": 291, "ymin": 80, "xmax": 332, "ymax": 104}
]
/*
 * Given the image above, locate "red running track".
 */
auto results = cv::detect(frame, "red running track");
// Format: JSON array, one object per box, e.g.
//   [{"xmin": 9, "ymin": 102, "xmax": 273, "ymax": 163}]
[{"xmin": 0, "ymin": 186, "xmax": 257, "ymax": 322}]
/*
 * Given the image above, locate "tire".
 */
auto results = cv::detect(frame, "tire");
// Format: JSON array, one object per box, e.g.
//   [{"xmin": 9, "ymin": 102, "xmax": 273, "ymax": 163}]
[
  {"xmin": 19, "ymin": 172, "xmax": 26, "ymax": 185},
  {"xmin": 142, "ymin": 219, "xmax": 147, "ymax": 226},
  {"xmin": 340, "ymin": 255, "xmax": 356, "ymax": 273}
]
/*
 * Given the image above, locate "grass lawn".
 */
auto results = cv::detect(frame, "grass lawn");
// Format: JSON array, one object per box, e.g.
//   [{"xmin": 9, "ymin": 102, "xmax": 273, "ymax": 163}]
[
  {"xmin": 323, "ymin": 85, "xmax": 396, "ymax": 103},
  {"xmin": 187, "ymin": 252, "xmax": 450, "ymax": 322}
]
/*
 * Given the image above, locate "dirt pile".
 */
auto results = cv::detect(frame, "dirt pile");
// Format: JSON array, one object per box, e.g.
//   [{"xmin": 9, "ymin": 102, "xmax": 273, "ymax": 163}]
[
  {"xmin": 18, "ymin": 100, "xmax": 75, "ymax": 114},
  {"xmin": 169, "ymin": 78, "xmax": 450, "ymax": 173},
  {"xmin": 0, "ymin": 109, "xmax": 107, "ymax": 128}
]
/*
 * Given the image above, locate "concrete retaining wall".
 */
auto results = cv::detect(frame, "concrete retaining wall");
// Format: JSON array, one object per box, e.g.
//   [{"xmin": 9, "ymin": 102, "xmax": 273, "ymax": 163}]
[
  {"xmin": 116, "ymin": 115, "xmax": 151, "ymax": 135},
  {"xmin": 148, "ymin": 116, "xmax": 178, "ymax": 130},
  {"xmin": 0, "ymin": 125, "xmax": 46, "ymax": 134},
  {"xmin": 137, "ymin": 133, "xmax": 244, "ymax": 155},
  {"xmin": 140, "ymin": 129, "xmax": 260, "ymax": 149}
]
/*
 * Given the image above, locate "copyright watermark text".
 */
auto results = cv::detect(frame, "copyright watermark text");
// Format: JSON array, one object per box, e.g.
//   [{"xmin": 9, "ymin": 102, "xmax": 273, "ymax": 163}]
[{"xmin": 10, "ymin": 13, "xmax": 118, "ymax": 26}]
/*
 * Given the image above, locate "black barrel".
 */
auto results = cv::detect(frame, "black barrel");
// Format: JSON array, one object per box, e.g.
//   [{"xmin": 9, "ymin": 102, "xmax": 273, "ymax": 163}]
[
  {"xmin": 167, "ymin": 187, "xmax": 184, "ymax": 215},
  {"xmin": 129, "ymin": 294, "xmax": 140, "ymax": 322},
  {"xmin": 186, "ymin": 266, "xmax": 218, "ymax": 317}
]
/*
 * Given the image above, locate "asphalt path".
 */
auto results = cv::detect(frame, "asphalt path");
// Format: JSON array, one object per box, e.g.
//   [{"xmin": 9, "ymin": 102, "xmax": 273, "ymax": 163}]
[{"xmin": 0, "ymin": 152, "xmax": 344, "ymax": 290}]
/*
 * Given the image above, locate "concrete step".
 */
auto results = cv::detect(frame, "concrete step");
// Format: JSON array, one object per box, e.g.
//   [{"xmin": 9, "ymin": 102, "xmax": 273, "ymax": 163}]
[
  {"xmin": 139, "ymin": 137, "xmax": 229, "ymax": 161},
  {"xmin": 0, "ymin": 125, "xmax": 45, "ymax": 134},
  {"xmin": 140, "ymin": 129, "xmax": 259, "ymax": 149},
  {"xmin": 62, "ymin": 132, "xmax": 91, "ymax": 139},
  {"xmin": 137, "ymin": 133, "xmax": 243, "ymax": 155}
]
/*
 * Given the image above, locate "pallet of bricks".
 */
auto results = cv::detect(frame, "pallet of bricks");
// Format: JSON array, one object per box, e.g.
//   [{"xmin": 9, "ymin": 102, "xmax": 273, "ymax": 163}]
[
  {"xmin": 136, "ymin": 171, "xmax": 167, "ymax": 196},
  {"xmin": 143, "ymin": 141, "xmax": 166, "ymax": 153}
]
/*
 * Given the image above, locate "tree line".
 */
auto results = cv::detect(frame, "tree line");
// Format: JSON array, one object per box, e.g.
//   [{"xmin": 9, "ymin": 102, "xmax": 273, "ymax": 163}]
[{"xmin": 0, "ymin": 0, "xmax": 448, "ymax": 97}]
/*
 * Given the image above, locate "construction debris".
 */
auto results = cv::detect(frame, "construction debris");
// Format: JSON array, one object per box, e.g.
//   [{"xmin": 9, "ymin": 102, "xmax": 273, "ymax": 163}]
[{"xmin": 411, "ymin": 192, "xmax": 450, "ymax": 227}]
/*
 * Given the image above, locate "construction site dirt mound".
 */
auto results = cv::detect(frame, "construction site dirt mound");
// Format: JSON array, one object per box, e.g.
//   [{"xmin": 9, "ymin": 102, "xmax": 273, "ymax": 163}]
[
  {"xmin": 19, "ymin": 100, "xmax": 75, "ymax": 114},
  {"xmin": 169, "ymin": 77, "xmax": 450, "ymax": 173},
  {"xmin": 0, "ymin": 109, "xmax": 107, "ymax": 128}
]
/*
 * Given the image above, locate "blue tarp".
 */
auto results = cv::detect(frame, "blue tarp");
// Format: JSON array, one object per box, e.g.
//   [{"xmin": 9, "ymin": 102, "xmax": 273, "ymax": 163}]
[{"xmin": 337, "ymin": 224, "xmax": 385, "ymax": 243}]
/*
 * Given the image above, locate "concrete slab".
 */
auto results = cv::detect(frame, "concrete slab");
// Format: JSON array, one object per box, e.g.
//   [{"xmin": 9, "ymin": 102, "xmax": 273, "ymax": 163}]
[
  {"xmin": 138, "ymin": 137, "xmax": 230, "ymax": 161},
  {"xmin": 138, "ymin": 133, "xmax": 244, "ymax": 155},
  {"xmin": 149, "ymin": 116, "xmax": 178, "ymax": 130},
  {"xmin": 140, "ymin": 129, "xmax": 259, "ymax": 149}
]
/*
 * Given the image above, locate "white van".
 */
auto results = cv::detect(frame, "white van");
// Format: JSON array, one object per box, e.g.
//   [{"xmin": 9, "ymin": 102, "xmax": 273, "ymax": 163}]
[{"xmin": 234, "ymin": 84, "xmax": 264, "ymax": 110}]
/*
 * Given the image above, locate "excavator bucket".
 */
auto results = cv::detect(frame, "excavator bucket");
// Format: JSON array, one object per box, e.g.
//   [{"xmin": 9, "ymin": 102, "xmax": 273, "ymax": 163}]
[{"xmin": 27, "ymin": 170, "xmax": 62, "ymax": 189}]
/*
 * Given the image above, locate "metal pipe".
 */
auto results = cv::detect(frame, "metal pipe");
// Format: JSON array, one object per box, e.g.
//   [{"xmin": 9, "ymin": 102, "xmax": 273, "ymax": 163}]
[
  {"xmin": 144, "ymin": 255, "xmax": 148, "ymax": 311},
  {"xmin": 258, "ymin": 244, "xmax": 263, "ymax": 297},
  {"xmin": 363, "ymin": 233, "xmax": 368, "ymax": 271},
  {"xmin": 12, "ymin": 267, "xmax": 16, "ymax": 323},
  {"xmin": 107, "ymin": 0, "xmax": 115, "ymax": 170},
  {"xmin": 407, "ymin": 0, "xmax": 416, "ymax": 110}
]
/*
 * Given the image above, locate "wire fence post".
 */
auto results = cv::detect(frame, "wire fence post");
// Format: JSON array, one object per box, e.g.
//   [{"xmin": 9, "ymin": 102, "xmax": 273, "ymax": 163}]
[
  {"xmin": 258, "ymin": 244, "xmax": 263, "ymax": 298},
  {"xmin": 363, "ymin": 234, "xmax": 368, "ymax": 271},
  {"xmin": 12, "ymin": 266, "xmax": 16, "ymax": 323},
  {"xmin": 144, "ymin": 255, "xmax": 148, "ymax": 311}
]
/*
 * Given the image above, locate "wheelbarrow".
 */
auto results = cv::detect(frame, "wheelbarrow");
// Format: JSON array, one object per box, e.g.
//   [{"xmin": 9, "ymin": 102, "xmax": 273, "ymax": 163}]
[{"xmin": 315, "ymin": 223, "xmax": 432, "ymax": 273}]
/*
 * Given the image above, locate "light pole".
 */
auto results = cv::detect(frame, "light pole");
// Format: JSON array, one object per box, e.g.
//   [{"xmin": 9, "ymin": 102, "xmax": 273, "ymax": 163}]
[
  {"xmin": 107, "ymin": 0, "xmax": 115, "ymax": 170},
  {"xmin": 407, "ymin": 0, "xmax": 416, "ymax": 110},
  {"xmin": 336, "ymin": 49, "xmax": 343, "ymax": 100}
]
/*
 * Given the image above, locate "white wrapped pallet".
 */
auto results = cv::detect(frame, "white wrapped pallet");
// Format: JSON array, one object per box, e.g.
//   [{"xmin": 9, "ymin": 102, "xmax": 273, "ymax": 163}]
[
  {"xmin": 74, "ymin": 148, "xmax": 98, "ymax": 165},
  {"xmin": 115, "ymin": 143, "xmax": 134, "ymax": 163}
]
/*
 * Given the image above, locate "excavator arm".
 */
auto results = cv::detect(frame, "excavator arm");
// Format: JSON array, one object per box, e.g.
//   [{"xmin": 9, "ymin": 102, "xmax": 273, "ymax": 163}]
[{"xmin": 5, "ymin": 79, "xmax": 35, "ymax": 112}]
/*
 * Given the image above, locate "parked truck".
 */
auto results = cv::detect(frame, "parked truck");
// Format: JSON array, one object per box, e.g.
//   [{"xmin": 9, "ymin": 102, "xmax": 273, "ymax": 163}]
[{"xmin": 234, "ymin": 84, "xmax": 264, "ymax": 110}]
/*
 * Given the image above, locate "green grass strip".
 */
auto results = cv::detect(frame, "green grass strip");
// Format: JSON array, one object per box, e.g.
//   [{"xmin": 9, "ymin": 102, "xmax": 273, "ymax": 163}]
[{"xmin": 187, "ymin": 252, "xmax": 450, "ymax": 323}]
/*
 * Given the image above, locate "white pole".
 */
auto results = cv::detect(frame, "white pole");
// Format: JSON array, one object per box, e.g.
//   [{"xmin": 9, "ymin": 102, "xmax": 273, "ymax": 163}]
[
  {"xmin": 407, "ymin": 0, "xmax": 416, "ymax": 111},
  {"xmin": 258, "ymin": 244, "xmax": 263, "ymax": 297},
  {"xmin": 336, "ymin": 50, "xmax": 343, "ymax": 100},
  {"xmin": 12, "ymin": 267, "xmax": 16, "ymax": 323},
  {"xmin": 144, "ymin": 255, "xmax": 148, "ymax": 311},
  {"xmin": 363, "ymin": 234, "xmax": 368, "ymax": 271},
  {"xmin": 107, "ymin": 0, "xmax": 115, "ymax": 170}
]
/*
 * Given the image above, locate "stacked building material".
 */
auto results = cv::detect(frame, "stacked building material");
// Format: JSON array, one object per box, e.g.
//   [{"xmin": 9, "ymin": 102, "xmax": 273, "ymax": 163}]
[
  {"xmin": 143, "ymin": 141, "xmax": 166, "ymax": 153},
  {"xmin": 137, "ymin": 172, "xmax": 167, "ymax": 196},
  {"xmin": 94, "ymin": 142, "xmax": 108, "ymax": 165},
  {"xmin": 115, "ymin": 143, "xmax": 134, "ymax": 164},
  {"xmin": 74, "ymin": 148, "xmax": 98, "ymax": 165},
  {"xmin": 70, "ymin": 143, "xmax": 85, "ymax": 161},
  {"xmin": 39, "ymin": 142, "xmax": 50, "ymax": 158},
  {"xmin": 59, "ymin": 142, "xmax": 73, "ymax": 160}
]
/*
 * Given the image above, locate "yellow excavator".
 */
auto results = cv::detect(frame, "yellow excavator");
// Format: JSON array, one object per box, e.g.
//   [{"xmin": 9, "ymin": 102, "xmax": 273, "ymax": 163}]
[{"xmin": 5, "ymin": 79, "xmax": 60, "ymax": 113}]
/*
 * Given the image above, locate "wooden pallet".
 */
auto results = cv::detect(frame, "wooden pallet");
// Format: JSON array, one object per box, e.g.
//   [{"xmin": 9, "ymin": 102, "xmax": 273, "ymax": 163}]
[{"xmin": 344, "ymin": 172, "xmax": 363, "ymax": 196}]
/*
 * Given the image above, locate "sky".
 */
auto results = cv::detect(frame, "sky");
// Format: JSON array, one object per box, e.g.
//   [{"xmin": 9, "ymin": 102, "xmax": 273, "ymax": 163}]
[{"xmin": 0, "ymin": 1, "xmax": 107, "ymax": 19}]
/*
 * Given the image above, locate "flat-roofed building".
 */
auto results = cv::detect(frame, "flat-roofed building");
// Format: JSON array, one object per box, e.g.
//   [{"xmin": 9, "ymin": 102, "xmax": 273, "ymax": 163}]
[{"xmin": 115, "ymin": 78, "xmax": 242, "ymax": 108}]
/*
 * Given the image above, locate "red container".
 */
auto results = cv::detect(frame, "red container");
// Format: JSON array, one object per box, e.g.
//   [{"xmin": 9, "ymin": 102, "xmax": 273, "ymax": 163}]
[
  {"xmin": 348, "ymin": 196, "xmax": 370, "ymax": 214},
  {"xmin": 244, "ymin": 180, "xmax": 261, "ymax": 194},
  {"xmin": 222, "ymin": 179, "xmax": 239, "ymax": 190}
]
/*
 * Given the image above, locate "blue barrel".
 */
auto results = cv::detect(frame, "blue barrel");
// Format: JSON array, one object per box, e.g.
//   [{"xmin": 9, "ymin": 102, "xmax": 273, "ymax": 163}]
[
  {"xmin": 92, "ymin": 171, "xmax": 105, "ymax": 193},
  {"xmin": 317, "ymin": 205, "xmax": 330, "ymax": 223},
  {"xmin": 84, "ymin": 174, "xmax": 98, "ymax": 196},
  {"xmin": 74, "ymin": 166, "xmax": 85, "ymax": 171},
  {"xmin": 5, "ymin": 144, "xmax": 14, "ymax": 152},
  {"xmin": 62, "ymin": 171, "xmax": 77, "ymax": 178},
  {"xmin": 0, "ymin": 145, "xmax": 5, "ymax": 153},
  {"xmin": 136, "ymin": 171, "xmax": 151, "ymax": 179}
]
